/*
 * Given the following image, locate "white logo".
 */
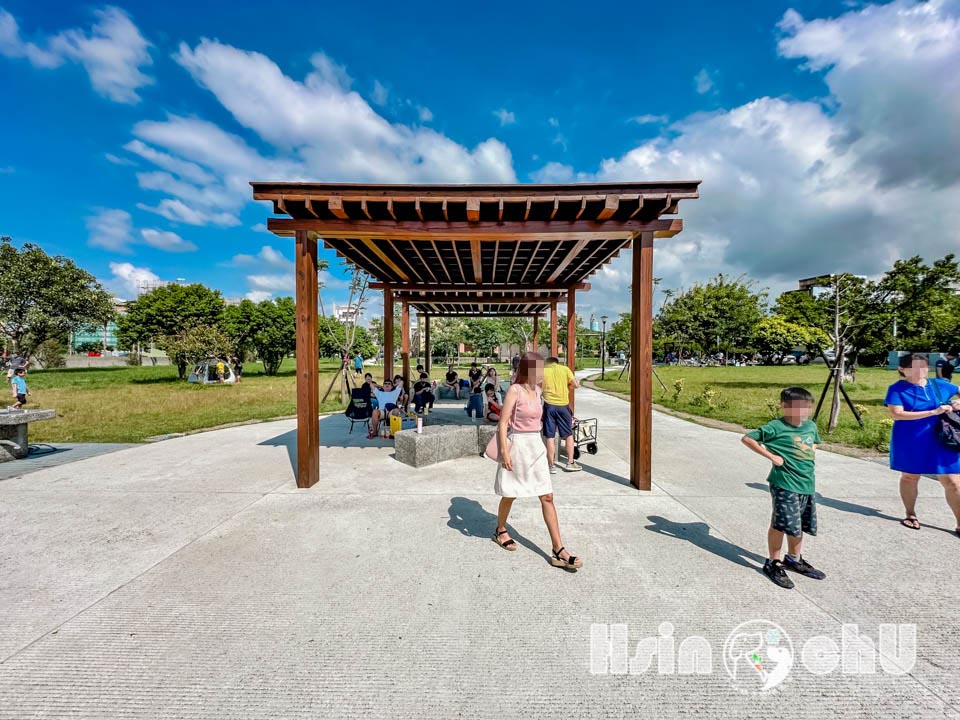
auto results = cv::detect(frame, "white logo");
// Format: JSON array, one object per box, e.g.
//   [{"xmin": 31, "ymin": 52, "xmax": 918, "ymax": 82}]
[{"xmin": 722, "ymin": 620, "xmax": 794, "ymax": 693}]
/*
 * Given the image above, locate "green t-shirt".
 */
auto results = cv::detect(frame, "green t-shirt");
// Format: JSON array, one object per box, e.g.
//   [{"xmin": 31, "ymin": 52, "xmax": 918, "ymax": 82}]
[{"xmin": 746, "ymin": 418, "xmax": 821, "ymax": 495}]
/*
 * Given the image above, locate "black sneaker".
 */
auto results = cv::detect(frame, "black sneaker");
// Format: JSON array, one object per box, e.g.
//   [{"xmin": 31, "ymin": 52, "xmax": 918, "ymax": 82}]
[
  {"xmin": 783, "ymin": 555, "xmax": 826, "ymax": 580},
  {"xmin": 763, "ymin": 560, "xmax": 795, "ymax": 589}
]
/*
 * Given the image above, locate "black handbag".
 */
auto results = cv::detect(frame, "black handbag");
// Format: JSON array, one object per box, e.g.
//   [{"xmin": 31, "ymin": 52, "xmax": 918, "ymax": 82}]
[{"xmin": 928, "ymin": 379, "xmax": 960, "ymax": 452}]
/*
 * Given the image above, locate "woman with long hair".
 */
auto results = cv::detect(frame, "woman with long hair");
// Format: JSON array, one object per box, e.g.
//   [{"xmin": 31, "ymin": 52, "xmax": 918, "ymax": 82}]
[
  {"xmin": 884, "ymin": 352, "xmax": 960, "ymax": 535},
  {"xmin": 492, "ymin": 351, "xmax": 583, "ymax": 569}
]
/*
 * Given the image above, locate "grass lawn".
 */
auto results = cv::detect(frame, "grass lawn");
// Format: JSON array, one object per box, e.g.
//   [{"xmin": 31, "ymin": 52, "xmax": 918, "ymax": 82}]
[
  {"xmin": 592, "ymin": 364, "xmax": 896, "ymax": 452},
  {"xmin": 25, "ymin": 359, "xmax": 349, "ymax": 444}
]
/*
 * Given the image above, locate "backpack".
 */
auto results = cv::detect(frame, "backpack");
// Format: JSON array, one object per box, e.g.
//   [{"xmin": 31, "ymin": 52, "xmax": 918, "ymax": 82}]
[{"xmin": 928, "ymin": 380, "xmax": 960, "ymax": 452}]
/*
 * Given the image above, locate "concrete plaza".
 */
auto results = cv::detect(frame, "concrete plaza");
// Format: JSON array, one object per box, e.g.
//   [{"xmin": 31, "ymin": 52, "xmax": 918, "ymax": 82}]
[{"xmin": 1, "ymin": 373, "xmax": 957, "ymax": 718}]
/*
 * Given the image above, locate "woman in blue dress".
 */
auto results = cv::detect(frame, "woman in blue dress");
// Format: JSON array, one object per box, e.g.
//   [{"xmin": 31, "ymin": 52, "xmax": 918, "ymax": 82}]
[{"xmin": 884, "ymin": 353, "xmax": 960, "ymax": 536}]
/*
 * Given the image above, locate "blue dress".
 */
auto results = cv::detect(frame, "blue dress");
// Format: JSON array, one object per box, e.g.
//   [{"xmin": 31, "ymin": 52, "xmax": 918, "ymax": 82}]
[{"xmin": 884, "ymin": 379, "xmax": 960, "ymax": 474}]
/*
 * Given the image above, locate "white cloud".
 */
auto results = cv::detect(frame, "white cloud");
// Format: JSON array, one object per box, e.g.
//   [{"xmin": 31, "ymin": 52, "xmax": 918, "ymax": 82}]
[
  {"xmin": 493, "ymin": 108, "xmax": 516, "ymax": 126},
  {"xmin": 629, "ymin": 114, "xmax": 669, "ymax": 124},
  {"xmin": 529, "ymin": 162, "xmax": 575, "ymax": 184},
  {"xmin": 137, "ymin": 199, "xmax": 240, "ymax": 227},
  {"xmin": 140, "ymin": 228, "xmax": 197, "ymax": 253},
  {"xmin": 0, "ymin": 7, "xmax": 152, "ymax": 103},
  {"xmin": 371, "ymin": 79, "xmax": 389, "ymax": 106},
  {"xmin": 693, "ymin": 67, "xmax": 717, "ymax": 95},
  {"xmin": 547, "ymin": 117, "xmax": 559, "ymax": 127},
  {"xmin": 171, "ymin": 39, "xmax": 514, "ymax": 183},
  {"xmin": 106, "ymin": 261, "xmax": 161, "ymax": 298},
  {"xmin": 87, "ymin": 208, "xmax": 133, "ymax": 252},
  {"xmin": 309, "ymin": 51, "xmax": 351, "ymax": 88},
  {"xmin": 104, "ymin": 153, "xmax": 136, "ymax": 166},
  {"xmin": 123, "ymin": 140, "xmax": 215, "ymax": 184},
  {"xmin": 227, "ymin": 245, "xmax": 292, "ymax": 269},
  {"xmin": 251, "ymin": 223, "xmax": 269, "ymax": 233},
  {"xmin": 245, "ymin": 290, "xmax": 273, "ymax": 302},
  {"xmin": 418, "ymin": 105, "xmax": 433, "ymax": 122}
]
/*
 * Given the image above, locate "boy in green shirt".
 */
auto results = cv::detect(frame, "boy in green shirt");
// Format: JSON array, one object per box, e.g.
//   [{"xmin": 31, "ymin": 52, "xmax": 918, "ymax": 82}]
[{"xmin": 742, "ymin": 387, "xmax": 826, "ymax": 589}]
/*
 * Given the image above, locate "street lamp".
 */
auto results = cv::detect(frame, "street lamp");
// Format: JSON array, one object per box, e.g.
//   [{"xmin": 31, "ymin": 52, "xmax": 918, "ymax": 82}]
[{"xmin": 600, "ymin": 315, "xmax": 609, "ymax": 380}]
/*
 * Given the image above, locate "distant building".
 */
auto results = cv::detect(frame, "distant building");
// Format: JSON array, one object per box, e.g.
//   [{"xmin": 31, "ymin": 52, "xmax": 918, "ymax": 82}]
[{"xmin": 333, "ymin": 303, "xmax": 361, "ymax": 324}]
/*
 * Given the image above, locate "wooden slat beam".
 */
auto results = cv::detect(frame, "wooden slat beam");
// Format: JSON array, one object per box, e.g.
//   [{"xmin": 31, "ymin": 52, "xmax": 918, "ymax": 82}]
[
  {"xmin": 267, "ymin": 217, "xmax": 683, "ymax": 240},
  {"xmin": 401, "ymin": 300, "xmax": 410, "ymax": 386},
  {"xmin": 369, "ymin": 282, "xmax": 589, "ymax": 292},
  {"xmin": 393, "ymin": 295, "xmax": 567, "ymax": 304},
  {"xmin": 431, "ymin": 239, "xmax": 452, "ymax": 282},
  {"xmin": 546, "ymin": 238, "xmax": 591, "ymax": 284},
  {"xmin": 327, "ymin": 196, "xmax": 349, "ymax": 219},
  {"xmin": 362, "ymin": 238, "xmax": 409, "ymax": 282},
  {"xmin": 304, "ymin": 198, "xmax": 319, "ymax": 218},
  {"xmin": 466, "ymin": 198, "xmax": 480, "ymax": 222},
  {"xmin": 470, "ymin": 238, "xmax": 483, "ymax": 284},
  {"xmin": 596, "ymin": 195, "xmax": 620, "ymax": 221},
  {"xmin": 550, "ymin": 301, "xmax": 559, "ymax": 357},
  {"xmin": 294, "ymin": 230, "xmax": 320, "ymax": 489},
  {"xmin": 386, "ymin": 198, "xmax": 397, "ymax": 220}
]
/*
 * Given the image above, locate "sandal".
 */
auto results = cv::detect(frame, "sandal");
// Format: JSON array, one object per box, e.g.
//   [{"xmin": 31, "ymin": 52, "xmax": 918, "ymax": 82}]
[
  {"xmin": 900, "ymin": 516, "xmax": 920, "ymax": 530},
  {"xmin": 493, "ymin": 528, "xmax": 517, "ymax": 551},
  {"xmin": 550, "ymin": 546, "xmax": 583, "ymax": 570}
]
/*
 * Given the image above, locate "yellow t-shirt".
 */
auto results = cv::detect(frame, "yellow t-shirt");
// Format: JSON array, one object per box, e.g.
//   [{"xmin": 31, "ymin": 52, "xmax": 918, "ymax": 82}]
[{"xmin": 542, "ymin": 363, "xmax": 574, "ymax": 406}]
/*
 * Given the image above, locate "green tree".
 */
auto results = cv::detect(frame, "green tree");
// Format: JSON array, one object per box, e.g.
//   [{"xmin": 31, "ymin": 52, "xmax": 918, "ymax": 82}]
[
  {"xmin": 463, "ymin": 318, "xmax": 503, "ymax": 359},
  {"xmin": 606, "ymin": 313, "xmax": 632, "ymax": 354},
  {"xmin": 117, "ymin": 283, "xmax": 226, "ymax": 358},
  {"xmin": 428, "ymin": 317, "xmax": 466, "ymax": 360},
  {"xmin": 753, "ymin": 316, "xmax": 829, "ymax": 363},
  {"xmin": 0, "ymin": 238, "xmax": 114, "ymax": 359},
  {"xmin": 657, "ymin": 274, "xmax": 766, "ymax": 360},
  {"xmin": 160, "ymin": 325, "xmax": 233, "ymax": 379},
  {"xmin": 317, "ymin": 317, "xmax": 347, "ymax": 358},
  {"xmin": 498, "ymin": 317, "xmax": 534, "ymax": 352},
  {"xmin": 222, "ymin": 299, "xmax": 261, "ymax": 358},
  {"xmin": 250, "ymin": 297, "xmax": 296, "ymax": 375}
]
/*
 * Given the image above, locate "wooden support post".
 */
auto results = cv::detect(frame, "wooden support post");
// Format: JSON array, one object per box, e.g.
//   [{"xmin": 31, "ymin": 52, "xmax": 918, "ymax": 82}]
[
  {"xmin": 294, "ymin": 230, "xmax": 320, "ymax": 489},
  {"xmin": 383, "ymin": 287, "xmax": 394, "ymax": 381},
  {"xmin": 631, "ymin": 232, "xmax": 654, "ymax": 491},
  {"xmin": 550, "ymin": 301, "xmax": 559, "ymax": 358},
  {"xmin": 532, "ymin": 315, "xmax": 540, "ymax": 353},
  {"xmin": 567, "ymin": 287, "xmax": 576, "ymax": 414},
  {"xmin": 401, "ymin": 301, "xmax": 411, "ymax": 387},
  {"xmin": 424, "ymin": 315, "xmax": 431, "ymax": 374}
]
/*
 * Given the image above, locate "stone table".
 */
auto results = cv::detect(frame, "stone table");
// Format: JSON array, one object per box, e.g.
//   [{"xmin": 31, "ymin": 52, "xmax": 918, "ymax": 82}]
[{"xmin": 0, "ymin": 409, "xmax": 56, "ymax": 461}]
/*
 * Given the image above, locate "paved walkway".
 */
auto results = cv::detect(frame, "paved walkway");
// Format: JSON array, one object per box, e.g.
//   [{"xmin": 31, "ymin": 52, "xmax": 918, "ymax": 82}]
[{"xmin": 0, "ymin": 375, "xmax": 957, "ymax": 718}]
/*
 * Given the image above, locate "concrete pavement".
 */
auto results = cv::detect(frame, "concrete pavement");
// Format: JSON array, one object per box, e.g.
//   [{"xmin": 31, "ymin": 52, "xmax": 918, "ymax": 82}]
[{"xmin": 0, "ymin": 375, "xmax": 957, "ymax": 718}]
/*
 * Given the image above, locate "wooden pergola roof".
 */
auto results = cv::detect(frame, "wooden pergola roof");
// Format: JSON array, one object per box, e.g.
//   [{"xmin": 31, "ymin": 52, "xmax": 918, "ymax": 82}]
[{"xmin": 252, "ymin": 181, "xmax": 700, "ymax": 316}]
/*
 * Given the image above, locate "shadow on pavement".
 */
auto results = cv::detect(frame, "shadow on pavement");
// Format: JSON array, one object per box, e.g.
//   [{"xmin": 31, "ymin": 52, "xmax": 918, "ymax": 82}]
[
  {"xmin": 446, "ymin": 496, "xmax": 552, "ymax": 562},
  {"xmin": 644, "ymin": 514, "xmax": 765, "ymax": 571}
]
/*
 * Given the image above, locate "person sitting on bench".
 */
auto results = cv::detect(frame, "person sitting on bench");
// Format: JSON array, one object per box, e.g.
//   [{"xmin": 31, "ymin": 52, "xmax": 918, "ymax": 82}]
[
  {"xmin": 413, "ymin": 372, "xmax": 435, "ymax": 413},
  {"xmin": 484, "ymin": 383, "xmax": 501, "ymax": 423},
  {"xmin": 443, "ymin": 364, "xmax": 461, "ymax": 399},
  {"xmin": 368, "ymin": 379, "xmax": 402, "ymax": 439}
]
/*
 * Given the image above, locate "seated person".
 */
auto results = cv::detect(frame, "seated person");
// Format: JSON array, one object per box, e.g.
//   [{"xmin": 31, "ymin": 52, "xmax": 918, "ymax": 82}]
[
  {"xmin": 485, "ymin": 367, "xmax": 501, "ymax": 402},
  {"xmin": 468, "ymin": 362, "xmax": 483, "ymax": 393},
  {"xmin": 484, "ymin": 383, "xmax": 501, "ymax": 423},
  {"xmin": 465, "ymin": 376, "xmax": 485, "ymax": 418},
  {"xmin": 413, "ymin": 372, "xmax": 435, "ymax": 413},
  {"xmin": 392, "ymin": 375, "xmax": 409, "ymax": 411},
  {"xmin": 443, "ymin": 364, "xmax": 461, "ymax": 399},
  {"xmin": 368, "ymin": 379, "xmax": 402, "ymax": 439}
]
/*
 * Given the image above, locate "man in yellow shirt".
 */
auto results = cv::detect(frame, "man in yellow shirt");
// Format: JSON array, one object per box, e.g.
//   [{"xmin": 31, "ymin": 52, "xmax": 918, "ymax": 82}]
[{"xmin": 541, "ymin": 356, "xmax": 581, "ymax": 473}]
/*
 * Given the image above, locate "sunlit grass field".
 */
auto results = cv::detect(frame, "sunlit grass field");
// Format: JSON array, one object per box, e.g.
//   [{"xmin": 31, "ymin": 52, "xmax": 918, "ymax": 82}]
[{"xmin": 593, "ymin": 364, "xmax": 896, "ymax": 452}]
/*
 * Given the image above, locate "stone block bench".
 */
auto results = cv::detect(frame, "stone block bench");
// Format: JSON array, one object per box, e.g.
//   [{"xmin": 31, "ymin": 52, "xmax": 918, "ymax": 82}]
[
  {"xmin": 0, "ymin": 409, "xmax": 56, "ymax": 461},
  {"xmin": 395, "ymin": 422, "xmax": 500, "ymax": 468}
]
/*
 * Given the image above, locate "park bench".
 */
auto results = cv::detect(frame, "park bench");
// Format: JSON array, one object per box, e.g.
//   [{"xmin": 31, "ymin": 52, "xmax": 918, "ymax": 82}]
[{"xmin": 0, "ymin": 409, "xmax": 56, "ymax": 462}]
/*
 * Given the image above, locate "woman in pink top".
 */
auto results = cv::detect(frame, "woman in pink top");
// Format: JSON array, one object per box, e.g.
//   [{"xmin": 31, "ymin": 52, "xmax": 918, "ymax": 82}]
[{"xmin": 492, "ymin": 352, "xmax": 583, "ymax": 570}]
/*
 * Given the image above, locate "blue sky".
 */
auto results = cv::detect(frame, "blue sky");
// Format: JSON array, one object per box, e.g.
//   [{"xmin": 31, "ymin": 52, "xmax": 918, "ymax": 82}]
[{"xmin": 2, "ymin": 0, "xmax": 959, "ymax": 321}]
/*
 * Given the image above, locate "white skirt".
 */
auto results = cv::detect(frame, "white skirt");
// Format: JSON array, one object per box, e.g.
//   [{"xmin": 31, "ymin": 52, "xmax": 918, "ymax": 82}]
[{"xmin": 494, "ymin": 431, "xmax": 553, "ymax": 498}]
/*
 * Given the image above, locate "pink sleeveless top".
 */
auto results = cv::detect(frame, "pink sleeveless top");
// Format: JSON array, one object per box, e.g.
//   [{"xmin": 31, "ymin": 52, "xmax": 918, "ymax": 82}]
[{"xmin": 509, "ymin": 385, "xmax": 542, "ymax": 432}]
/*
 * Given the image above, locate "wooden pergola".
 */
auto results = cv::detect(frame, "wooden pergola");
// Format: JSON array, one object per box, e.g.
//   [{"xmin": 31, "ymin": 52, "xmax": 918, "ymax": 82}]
[{"xmin": 251, "ymin": 181, "xmax": 700, "ymax": 490}]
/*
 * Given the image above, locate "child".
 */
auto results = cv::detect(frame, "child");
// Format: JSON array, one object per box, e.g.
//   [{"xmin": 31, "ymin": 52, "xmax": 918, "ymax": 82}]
[
  {"xmin": 10, "ymin": 366, "xmax": 29, "ymax": 410},
  {"xmin": 741, "ymin": 387, "xmax": 826, "ymax": 589},
  {"xmin": 484, "ymin": 383, "xmax": 501, "ymax": 423}
]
